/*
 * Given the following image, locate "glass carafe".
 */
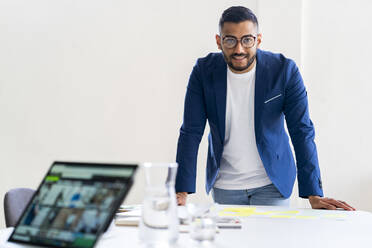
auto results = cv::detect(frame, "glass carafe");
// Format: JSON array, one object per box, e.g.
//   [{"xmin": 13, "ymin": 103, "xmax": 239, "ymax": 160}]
[{"xmin": 139, "ymin": 162, "xmax": 179, "ymax": 247}]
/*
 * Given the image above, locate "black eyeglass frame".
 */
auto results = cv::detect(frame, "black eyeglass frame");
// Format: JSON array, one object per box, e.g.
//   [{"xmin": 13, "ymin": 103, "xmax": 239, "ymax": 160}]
[{"xmin": 222, "ymin": 34, "xmax": 257, "ymax": 49}]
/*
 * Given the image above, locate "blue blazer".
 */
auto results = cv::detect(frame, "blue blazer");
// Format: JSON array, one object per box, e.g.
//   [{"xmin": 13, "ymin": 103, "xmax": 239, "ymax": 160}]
[{"xmin": 175, "ymin": 49, "xmax": 324, "ymax": 198}]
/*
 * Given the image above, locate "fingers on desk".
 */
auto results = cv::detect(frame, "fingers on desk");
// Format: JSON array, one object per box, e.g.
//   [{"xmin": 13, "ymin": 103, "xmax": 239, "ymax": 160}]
[
  {"xmin": 323, "ymin": 198, "xmax": 355, "ymax": 211},
  {"xmin": 338, "ymin": 200, "xmax": 356, "ymax": 211}
]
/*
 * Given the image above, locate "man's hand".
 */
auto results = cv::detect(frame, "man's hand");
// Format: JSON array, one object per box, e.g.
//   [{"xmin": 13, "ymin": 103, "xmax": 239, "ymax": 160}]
[
  {"xmin": 176, "ymin": 192, "xmax": 187, "ymax": 206},
  {"xmin": 308, "ymin": 196, "xmax": 356, "ymax": 211}
]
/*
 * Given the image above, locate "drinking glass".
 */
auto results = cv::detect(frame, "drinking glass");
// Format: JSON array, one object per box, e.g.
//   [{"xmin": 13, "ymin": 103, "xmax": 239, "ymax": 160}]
[
  {"xmin": 187, "ymin": 203, "xmax": 217, "ymax": 243},
  {"xmin": 139, "ymin": 162, "xmax": 179, "ymax": 248}
]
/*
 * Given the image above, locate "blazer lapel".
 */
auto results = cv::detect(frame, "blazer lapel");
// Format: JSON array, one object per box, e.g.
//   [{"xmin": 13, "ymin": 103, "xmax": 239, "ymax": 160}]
[
  {"xmin": 212, "ymin": 55, "xmax": 227, "ymax": 145},
  {"xmin": 254, "ymin": 49, "xmax": 268, "ymax": 143}
]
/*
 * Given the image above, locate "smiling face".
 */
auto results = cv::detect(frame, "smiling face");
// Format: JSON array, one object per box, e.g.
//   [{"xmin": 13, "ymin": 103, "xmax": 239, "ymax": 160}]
[{"xmin": 216, "ymin": 20, "xmax": 262, "ymax": 74}]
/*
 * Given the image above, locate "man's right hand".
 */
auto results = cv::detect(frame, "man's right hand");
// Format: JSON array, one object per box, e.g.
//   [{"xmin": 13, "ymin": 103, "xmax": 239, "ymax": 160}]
[{"xmin": 176, "ymin": 192, "xmax": 187, "ymax": 206}]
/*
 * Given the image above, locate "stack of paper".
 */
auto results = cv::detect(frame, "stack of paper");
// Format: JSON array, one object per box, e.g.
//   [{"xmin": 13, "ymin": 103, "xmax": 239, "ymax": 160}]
[
  {"xmin": 114, "ymin": 205, "xmax": 242, "ymax": 231},
  {"xmin": 115, "ymin": 205, "xmax": 141, "ymax": 226}
]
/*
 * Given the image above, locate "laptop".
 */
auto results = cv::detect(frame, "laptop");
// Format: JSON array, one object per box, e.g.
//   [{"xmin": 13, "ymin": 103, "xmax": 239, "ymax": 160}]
[{"xmin": 6, "ymin": 161, "xmax": 138, "ymax": 248}]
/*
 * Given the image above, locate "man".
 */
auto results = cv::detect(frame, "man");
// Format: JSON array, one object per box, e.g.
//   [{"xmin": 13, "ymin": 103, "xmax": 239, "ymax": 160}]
[{"xmin": 175, "ymin": 6, "xmax": 354, "ymax": 210}]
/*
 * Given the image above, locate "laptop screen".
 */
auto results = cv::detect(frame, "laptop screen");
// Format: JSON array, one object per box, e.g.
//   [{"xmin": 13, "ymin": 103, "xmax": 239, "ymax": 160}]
[{"xmin": 9, "ymin": 161, "xmax": 137, "ymax": 248}]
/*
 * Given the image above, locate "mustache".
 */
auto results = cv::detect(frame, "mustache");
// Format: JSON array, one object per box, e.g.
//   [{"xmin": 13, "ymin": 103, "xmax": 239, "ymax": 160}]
[{"xmin": 231, "ymin": 53, "xmax": 249, "ymax": 58}]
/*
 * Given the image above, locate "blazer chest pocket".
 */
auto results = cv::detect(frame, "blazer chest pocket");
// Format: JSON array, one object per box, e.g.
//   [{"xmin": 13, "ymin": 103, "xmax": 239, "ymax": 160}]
[
  {"xmin": 264, "ymin": 93, "xmax": 283, "ymax": 113},
  {"xmin": 264, "ymin": 93, "xmax": 282, "ymax": 104}
]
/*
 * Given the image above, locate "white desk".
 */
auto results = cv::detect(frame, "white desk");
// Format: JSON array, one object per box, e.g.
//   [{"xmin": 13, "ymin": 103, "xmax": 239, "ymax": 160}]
[{"xmin": 1, "ymin": 206, "xmax": 372, "ymax": 248}]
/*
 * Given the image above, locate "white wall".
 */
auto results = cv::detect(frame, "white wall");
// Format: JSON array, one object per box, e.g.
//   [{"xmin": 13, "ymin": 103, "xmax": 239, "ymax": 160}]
[
  {"xmin": 301, "ymin": 0, "xmax": 372, "ymax": 210},
  {"xmin": 0, "ymin": 0, "xmax": 256, "ymax": 228},
  {"xmin": 1, "ymin": 0, "xmax": 371, "ymax": 229}
]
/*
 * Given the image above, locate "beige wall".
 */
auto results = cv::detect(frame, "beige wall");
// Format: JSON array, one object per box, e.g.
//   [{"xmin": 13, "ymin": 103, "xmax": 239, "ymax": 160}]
[{"xmin": 1, "ymin": 0, "xmax": 371, "ymax": 229}]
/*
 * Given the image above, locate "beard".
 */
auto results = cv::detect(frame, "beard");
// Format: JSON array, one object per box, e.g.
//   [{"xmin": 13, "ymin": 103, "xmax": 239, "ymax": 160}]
[{"xmin": 222, "ymin": 51, "xmax": 256, "ymax": 72}]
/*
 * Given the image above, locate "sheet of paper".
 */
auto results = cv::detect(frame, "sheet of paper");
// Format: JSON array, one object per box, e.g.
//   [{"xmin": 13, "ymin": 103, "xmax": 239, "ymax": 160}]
[{"xmin": 218, "ymin": 207, "xmax": 348, "ymax": 221}]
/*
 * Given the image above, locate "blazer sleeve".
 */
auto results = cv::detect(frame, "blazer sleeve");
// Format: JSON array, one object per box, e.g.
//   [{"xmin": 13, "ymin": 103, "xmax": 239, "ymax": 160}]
[
  {"xmin": 175, "ymin": 60, "xmax": 207, "ymax": 193},
  {"xmin": 283, "ymin": 60, "xmax": 324, "ymax": 198}
]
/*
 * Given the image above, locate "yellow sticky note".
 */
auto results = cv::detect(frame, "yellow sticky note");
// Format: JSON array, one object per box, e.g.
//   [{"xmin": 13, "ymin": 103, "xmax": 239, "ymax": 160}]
[
  {"xmin": 219, "ymin": 211, "xmax": 253, "ymax": 217},
  {"xmin": 251, "ymin": 212, "xmax": 271, "ymax": 215},
  {"xmin": 219, "ymin": 207, "xmax": 257, "ymax": 217},
  {"xmin": 270, "ymin": 210, "xmax": 300, "ymax": 214},
  {"xmin": 222, "ymin": 207, "xmax": 256, "ymax": 213}
]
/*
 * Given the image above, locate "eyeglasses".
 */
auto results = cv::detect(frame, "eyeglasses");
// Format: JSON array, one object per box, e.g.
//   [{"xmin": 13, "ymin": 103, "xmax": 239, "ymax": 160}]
[{"xmin": 222, "ymin": 35, "xmax": 257, "ymax": 49}]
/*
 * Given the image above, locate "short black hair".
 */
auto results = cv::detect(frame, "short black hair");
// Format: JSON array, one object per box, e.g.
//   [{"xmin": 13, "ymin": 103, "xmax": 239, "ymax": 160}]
[{"xmin": 219, "ymin": 6, "xmax": 258, "ymax": 32}]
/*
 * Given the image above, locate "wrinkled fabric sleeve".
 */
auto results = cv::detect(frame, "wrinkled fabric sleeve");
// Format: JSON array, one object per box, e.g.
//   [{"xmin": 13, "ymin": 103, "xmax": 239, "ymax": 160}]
[
  {"xmin": 175, "ymin": 61, "xmax": 207, "ymax": 193},
  {"xmin": 283, "ymin": 61, "xmax": 324, "ymax": 198}
]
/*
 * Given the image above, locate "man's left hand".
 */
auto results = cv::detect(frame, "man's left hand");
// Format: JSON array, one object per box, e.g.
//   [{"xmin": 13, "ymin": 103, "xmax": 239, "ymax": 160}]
[{"xmin": 308, "ymin": 196, "xmax": 356, "ymax": 211}]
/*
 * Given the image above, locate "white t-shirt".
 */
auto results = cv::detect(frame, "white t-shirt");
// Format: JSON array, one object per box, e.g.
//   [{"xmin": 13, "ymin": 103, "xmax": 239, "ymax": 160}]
[{"xmin": 214, "ymin": 64, "xmax": 272, "ymax": 190}]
